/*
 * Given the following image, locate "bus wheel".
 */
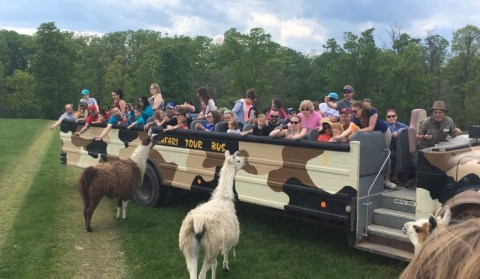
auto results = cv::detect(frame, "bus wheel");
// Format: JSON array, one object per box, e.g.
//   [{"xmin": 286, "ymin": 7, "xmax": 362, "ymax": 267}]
[{"xmin": 134, "ymin": 164, "xmax": 161, "ymax": 207}]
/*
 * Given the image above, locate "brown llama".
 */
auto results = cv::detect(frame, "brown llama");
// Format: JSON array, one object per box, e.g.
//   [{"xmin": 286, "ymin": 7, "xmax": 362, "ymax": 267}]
[{"xmin": 78, "ymin": 130, "xmax": 159, "ymax": 232}]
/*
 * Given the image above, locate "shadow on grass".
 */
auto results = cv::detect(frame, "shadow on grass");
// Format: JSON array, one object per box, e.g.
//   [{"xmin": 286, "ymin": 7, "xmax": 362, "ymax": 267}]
[{"xmin": 118, "ymin": 192, "xmax": 407, "ymax": 279}]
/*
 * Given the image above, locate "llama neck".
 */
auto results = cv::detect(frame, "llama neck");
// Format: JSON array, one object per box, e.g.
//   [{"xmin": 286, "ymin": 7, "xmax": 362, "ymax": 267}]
[
  {"xmin": 211, "ymin": 163, "xmax": 236, "ymax": 201},
  {"xmin": 130, "ymin": 143, "xmax": 152, "ymax": 175}
]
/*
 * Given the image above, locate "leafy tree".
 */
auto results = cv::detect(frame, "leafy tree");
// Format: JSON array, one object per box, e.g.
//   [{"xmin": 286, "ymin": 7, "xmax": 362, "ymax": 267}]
[
  {"xmin": 5, "ymin": 70, "xmax": 39, "ymax": 118},
  {"xmin": 423, "ymin": 34, "xmax": 449, "ymax": 102},
  {"xmin": 446, "ymin": 25, "xmax": 480, "ymax": 127},
  {"xmin": 30, "ymin": 22, "xmax": 76, "ymax": 119}
]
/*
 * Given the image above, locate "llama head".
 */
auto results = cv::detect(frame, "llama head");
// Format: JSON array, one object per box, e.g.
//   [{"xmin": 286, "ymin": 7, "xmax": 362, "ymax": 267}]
[
  {"xmin": 141, "ymin": 129, "xmax": 160, "ymax": 148},
  {"xmin": 224, "ymin": 150, "xmax": 246, "ymax": 171},
  {"xmin": 402, "ymin": 206, "xmax": 451, "ymax": 253}
]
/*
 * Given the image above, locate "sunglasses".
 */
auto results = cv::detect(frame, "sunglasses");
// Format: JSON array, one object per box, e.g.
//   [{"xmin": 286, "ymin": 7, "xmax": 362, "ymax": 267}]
[
  {"xmin": 387, "ymin": 115, "xmax": 396, "ymax": 118},
  {"xmin": 301, "ymin": 108, "xmax": 310, "ymax": 111},
  {"xmin": 343, "ymin": 90, "xmax": 352, "ymax": 94},
  {"xmin": 175, "ymin": 113, "xmax": 181, "ymax": 116},
  {"xmin": 270, "ymin": 115, "xmax": 279, "ymax": 118},
  {"xmin": 207, "ymin": 115, "xmax": 212, "ymax": 118},
  {"xmin": 290, "ymin": 121, "xmax": 299, "ymax": 124},
  {"xmin": 351, "ymin": 110, "xmax": 358, "ymax": 113}
]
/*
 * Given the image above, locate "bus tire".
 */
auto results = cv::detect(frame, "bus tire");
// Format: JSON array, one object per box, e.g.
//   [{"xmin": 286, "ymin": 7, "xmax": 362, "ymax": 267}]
[{"xmin": 133, "ymin": 164, "xmax": 171, "ymax": 207}]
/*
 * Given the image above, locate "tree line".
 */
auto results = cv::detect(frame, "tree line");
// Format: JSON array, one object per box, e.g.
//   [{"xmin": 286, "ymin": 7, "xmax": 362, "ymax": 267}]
[{"xmin": 0, "ymin": 22, "xmax": 479, "ymax": 129}]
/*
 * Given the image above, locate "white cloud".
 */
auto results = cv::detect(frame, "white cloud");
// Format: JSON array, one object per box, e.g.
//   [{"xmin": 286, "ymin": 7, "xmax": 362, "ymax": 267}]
[{"xmin": 1, "ymin": 26, "xmax": 36, "ymax": 35}]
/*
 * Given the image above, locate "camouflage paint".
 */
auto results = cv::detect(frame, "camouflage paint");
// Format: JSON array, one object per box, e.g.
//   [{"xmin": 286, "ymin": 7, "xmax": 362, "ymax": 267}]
[{"xmin": 61, "ymin": 122, "xmax": 360, "ymax": 213}]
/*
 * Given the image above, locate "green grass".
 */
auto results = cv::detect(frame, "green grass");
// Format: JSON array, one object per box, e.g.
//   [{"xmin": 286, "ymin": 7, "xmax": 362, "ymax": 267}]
[{"xmin": 0, "ymin": 119, "xmax": 406, "ymax": 278}]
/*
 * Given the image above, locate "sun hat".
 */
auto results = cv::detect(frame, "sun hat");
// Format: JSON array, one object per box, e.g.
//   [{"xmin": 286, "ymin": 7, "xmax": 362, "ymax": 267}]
[
  {"xmin": 430, "ymin": 101, "xmax": 448, "ymax": 112},
  {"xmin": 81, "ymin": 89, "xmax": 90, "ymax": 95},
  {"xmin": 327, "ymin": 92, "xmax": 339, "ymax": 100},
  {"xmin": 166, "ymin": 102, "xmax": 175, "ymax": 109},
  {"xmin": 318, "ymin": 118, "xmax": 332, "ymax": 132}
]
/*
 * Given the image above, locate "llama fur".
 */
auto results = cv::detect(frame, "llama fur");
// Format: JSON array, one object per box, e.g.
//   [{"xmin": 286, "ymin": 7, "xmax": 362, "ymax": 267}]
[
  {"xmin": 179, "ymin": 150, "xmax": 245, "ymax": 279},
  {"xmin": 78, "ymin": 131, "xmax": 159, "ymax": 232},
  {"xmin": 402, "ymin": 206, "xmax": 451, "ymax": 254}
]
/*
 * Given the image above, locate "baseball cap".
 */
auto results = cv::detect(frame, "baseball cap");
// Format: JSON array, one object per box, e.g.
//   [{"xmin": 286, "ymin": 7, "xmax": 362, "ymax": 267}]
[
  {"xmin": 81, "ymin": 89, "xmax": 90, "ymax": 95},
  {"xmin": 287, "ymin": 108, "xmax": 296, "ymax": 114},
  {"xmin": 343, "ymin": 85, "xmax": 353, "ymax": 93},
  {"xmin": 340, "ymin": 108, "xmax": 351, "ymax": 115},
  {"xmin": 327, "ymin": 92, "xmax": 339, "ymax": 100},
  {"xmin": 166, "ymin": 102, "xmax": 175, "ymax": 109}
]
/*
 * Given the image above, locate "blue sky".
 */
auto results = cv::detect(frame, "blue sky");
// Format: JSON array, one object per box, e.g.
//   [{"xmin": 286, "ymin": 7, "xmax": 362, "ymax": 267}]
[{"xmin": 1, "ymin": 0, "xmax": 480, "ymax": 54}]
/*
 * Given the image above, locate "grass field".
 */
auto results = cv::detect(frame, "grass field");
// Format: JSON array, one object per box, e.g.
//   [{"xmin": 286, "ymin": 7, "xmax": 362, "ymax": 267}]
[{"xmin": 0, "ymin": 119, "xmax": 406, "ymax": 278}]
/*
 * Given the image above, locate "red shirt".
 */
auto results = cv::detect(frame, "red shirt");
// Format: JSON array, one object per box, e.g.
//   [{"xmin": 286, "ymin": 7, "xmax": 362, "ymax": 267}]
[{"xmin": 317, "ymin": 133, "xmax": 332, "ymax": 142}]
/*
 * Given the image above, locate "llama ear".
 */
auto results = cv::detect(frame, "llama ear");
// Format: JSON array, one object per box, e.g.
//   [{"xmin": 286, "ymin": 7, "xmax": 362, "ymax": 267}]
[
  {"xmin": 233, "ymin": 151, "xmax": 239, "ymax": 157},
  {"xmin": 428, "ymin": 215, "xmax": 437, "ymax": 232},
  {"xmin": 147, "ymin": 128, "xmax": 153, "ymax": 136},
  {"xmin": 225, "ymin": 150, "xmax": 231, "ymax": 158}
]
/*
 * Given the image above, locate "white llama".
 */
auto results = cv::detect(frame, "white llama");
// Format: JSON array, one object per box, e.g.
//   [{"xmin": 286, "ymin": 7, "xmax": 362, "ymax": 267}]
[
  {"xmin": 402, "ymin": 206, "xmax": 451, "ymax": 254},
  {"xmin": 179, "ymin": 150, "xmax": 246, "ymax": 279},
  {"xmin": 78, "ymin": 130, "xmax": 159, "ymax": 232}
]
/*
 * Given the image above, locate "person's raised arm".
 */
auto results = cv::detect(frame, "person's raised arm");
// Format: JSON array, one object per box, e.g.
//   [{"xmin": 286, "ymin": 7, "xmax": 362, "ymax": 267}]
[{"xmin": 358, "ymin": 113, "xmax": 376, "ymax": 132}]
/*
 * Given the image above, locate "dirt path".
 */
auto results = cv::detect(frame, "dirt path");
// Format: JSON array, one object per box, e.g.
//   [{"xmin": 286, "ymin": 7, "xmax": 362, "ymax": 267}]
[
  {"xmin": 0, "ymin": 125, "xmax": 56, "ymax": 247},
  {"xmin": 0, "ymin": 125, "xmax": 127, "ymax": 278}
]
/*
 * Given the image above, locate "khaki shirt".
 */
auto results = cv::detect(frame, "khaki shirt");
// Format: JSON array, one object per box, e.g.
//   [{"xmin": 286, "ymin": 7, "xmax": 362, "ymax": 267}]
[{"xmin": 417, "ymin": 116, "xmax": 457, "ymax": 149}]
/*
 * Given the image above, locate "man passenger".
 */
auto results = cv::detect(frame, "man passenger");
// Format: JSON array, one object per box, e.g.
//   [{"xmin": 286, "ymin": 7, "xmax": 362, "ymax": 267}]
[{"xmin": 417, "ymin": 101, "xmax": 461, "ymax": 149}]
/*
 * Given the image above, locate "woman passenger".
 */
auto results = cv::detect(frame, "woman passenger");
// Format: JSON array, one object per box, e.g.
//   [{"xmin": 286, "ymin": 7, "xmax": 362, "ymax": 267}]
[
  {"xmin": 269, "ymin": 115, "xmax": 307, "ymax": 140},
  {"xmin": 297, "ymin": 100, "xmax": 323, "ymax": 131},
  {"xmin": 350, "ymin": 101, "xmax": 396, "ymax": 189},
  {"xmin": 148, "ymin": 83, "xmax": 164, "ymax": 110}
]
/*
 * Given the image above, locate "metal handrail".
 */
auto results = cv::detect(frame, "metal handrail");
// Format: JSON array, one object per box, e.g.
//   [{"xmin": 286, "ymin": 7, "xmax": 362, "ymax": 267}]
[{"xmin": 362, "ymin": 148, "xmax": 391, "ymax": 237}]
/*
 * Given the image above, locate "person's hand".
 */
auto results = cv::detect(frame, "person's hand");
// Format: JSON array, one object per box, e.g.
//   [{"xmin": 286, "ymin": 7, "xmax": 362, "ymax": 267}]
[
  {"xmin": 50, "ymin": 125, "xmax": 55, "ymax": 130},
  {"xmin": 144, "ymin": 123, "xmax": 150, "ymax": 131},
  {"xmin": 95, "ymin": 136, "xmax": 102, "ymax": 141},
  {"xmin": 453, "ymin": 128, "xmax": 461, "ymax": 136},
  {"xmin": 195, "ymin": 123, "xmax": 202, "ymax": 130},
  {"xmin": 75, "ymin": 132, "xmax": 80, "ymax": 136},
  {"xmin": 424, "ymin": 133, "xmax": 432, "ymax": 140}
]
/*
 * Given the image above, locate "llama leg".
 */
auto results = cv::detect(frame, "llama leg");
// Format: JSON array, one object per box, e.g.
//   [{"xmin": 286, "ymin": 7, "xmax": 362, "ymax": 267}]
[
  {"xmin": 85, "ymin": 198, "xmax": 101, "ymax": 232},
  {"xmin": 199, "ymin": 250, "xmax": 217, "ymax": 279},
  {"xmin": 184, "ymin": 236, "xmax": 200, "ymax": 279},
  {"xmin": 116, "ymin": 199, "xmax": 122, "ymax": 219},
  {"xmin": 122, "ymin": 200, "xmax": 129, "ymax": 219},
  {"xmin": 82, "ymin": 195, "xmax": 91, "ymax": 229},
  {"xmin": 222, "ymin": 249, "xmax": 229, "ymax": 271}
]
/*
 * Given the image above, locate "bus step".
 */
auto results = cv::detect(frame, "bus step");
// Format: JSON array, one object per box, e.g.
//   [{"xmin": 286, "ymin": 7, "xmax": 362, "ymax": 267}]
[
  {"xmin": 367, "ymin": 224, "xmax": 410, "ymax": 243},
  {"xmin": 356, "ymin": 234, "xmax": 413, "ymax": 261}
]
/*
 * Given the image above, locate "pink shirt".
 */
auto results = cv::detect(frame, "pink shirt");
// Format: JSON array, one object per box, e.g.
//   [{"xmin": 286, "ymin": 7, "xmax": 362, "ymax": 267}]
[{"xmin": 298, "ymin": 111, "xmax": 323, "ymax": 130}]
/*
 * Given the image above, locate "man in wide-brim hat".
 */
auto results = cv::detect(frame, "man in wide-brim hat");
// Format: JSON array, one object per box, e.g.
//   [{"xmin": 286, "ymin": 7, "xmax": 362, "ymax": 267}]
[{"xmin": 417, "ymin": 100, "xmax": 462, "ymax": 149}]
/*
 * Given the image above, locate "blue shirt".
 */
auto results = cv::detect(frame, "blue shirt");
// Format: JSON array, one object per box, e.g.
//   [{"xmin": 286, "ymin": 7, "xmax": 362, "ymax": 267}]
[
  {"xmin": 202, "ymin": 122, "xmax": 215, "ymax": 131},
  {"xmin": 142, "ymin": 105, "xmax": 153, "ymax": 122},
  {"xmin": 388, "ymin": 121, "xmax": 408, "ymax": 151},
  {"xmin": 135, "ymin": 115, "xmax": 145, "ymax": 126},
  {"xmin": 108, "ymin": 114, "xmax": 121, "ymax": 125}
]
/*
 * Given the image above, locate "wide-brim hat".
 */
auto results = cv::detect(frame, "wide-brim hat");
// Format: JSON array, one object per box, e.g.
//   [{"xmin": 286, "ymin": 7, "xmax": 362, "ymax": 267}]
[
  {"xmin": 430, "ymin": 101, "xmax": 448, "ymax": 112},
  {"xmin": 318, "ymin": 118, "xmax": 332, "ymax": 132}
]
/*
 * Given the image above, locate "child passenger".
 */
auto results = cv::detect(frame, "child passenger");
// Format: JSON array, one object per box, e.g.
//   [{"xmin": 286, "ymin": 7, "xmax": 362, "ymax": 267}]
[
  {"xmin": 329, "ymin": 123, "xmax": 346, "ymax": 143},
  {"xmin": 317, "ymin": 118, "xmax": 333, "ymax": 142},
  {"xmin": 227, "ymin": 120, "xmax": 241, "ymax": 134},
  {"xmin": 127, "ymin": 107, "xmax": 145, "ymax": 129},
  {"xmin": 241, "ymin": 113, "xmax": 266, "ymax": 136}
]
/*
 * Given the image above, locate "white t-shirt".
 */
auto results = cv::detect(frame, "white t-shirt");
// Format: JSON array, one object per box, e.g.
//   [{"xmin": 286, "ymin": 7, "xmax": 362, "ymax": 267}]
[{"xmin": 319, "ymin": 102, "xmax": 339, "ymax": 119}]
